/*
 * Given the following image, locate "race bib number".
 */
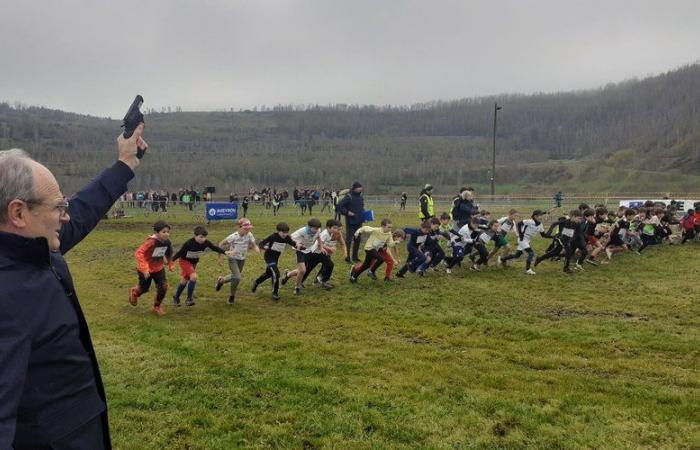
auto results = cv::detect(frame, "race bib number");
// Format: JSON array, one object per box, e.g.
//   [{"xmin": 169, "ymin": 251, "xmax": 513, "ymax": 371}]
[
  {"xmin": 271, "ymin": 242, "xmax": 287, "ymax": 252},
  {"xmin": 618, "ymin": 228, "xmax": 627, "ymax": 238},
  {"xmin": 152, "ymin": 247, "xmax": 167, "ymax": 258},
  {"xmin": 479, "ymin": 233, "xmax": 491, "ymax": 244},
  {"xmin": 416, "ymin": 235, "xmax": 427, "ymax": 244},
  {"xmin": 561, "ymin": 228, "xmax": 575, "ymax": 238},
  {"xmin": 185, "ymin": 251, "xmax": 204, "ymax": 259}
]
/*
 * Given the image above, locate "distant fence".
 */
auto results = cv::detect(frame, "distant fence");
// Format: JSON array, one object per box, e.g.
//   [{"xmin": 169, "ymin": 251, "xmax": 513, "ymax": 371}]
[{"xmin": 111, "ymin": 192, "xmax": 700, "ymax": 219}]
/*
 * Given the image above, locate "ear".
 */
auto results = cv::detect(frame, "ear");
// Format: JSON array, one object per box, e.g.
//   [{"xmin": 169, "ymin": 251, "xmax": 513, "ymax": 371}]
[{"xmin": 6, "ymin": 199, "xmax": 29, "ymax": 228}]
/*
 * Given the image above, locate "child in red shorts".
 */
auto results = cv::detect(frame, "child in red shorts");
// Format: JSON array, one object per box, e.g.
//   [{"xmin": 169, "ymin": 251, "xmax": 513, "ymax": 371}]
[
  {"xmin": 129, "ymin": 221, "xmax": 174, "ymax": 315},
  {"xmin": 171, "ymin": 225, "xmax": 229, "ymax": 306}
]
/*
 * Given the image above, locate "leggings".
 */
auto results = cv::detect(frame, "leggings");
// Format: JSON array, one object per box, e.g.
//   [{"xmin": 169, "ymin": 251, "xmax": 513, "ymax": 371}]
[
  {"xmin": 222, "ymin": 258, "xmax": 245, "ymax": 296},
  {"xmin": 419, "ymin": 246, "xmax": 444, "ymax": 271},
  {"xmin": 136, "ymin": 269, "xmax": 168, "ymax": 306},
  {"xmin": 254, "ymin": 261, "xmax": 281, "ymax": 295},
  {"xmin": 352, "ymin": 250, "xmax": 383, "ymax": 277},
  {"xmin": 564, "ymin": 239, "xmax": 588, "ymax": 271},
  {"xmin": 682, "ymin": 229, "xmax": 695, "ymax": 244},
  {"xmin": 472, "ymin": 242, "xmax": 489, "ymax": 266},
  {"xmin": 445, "ymin": 243, "xmax": 466, "ymax": 268},
  {"xmin": 536, "ymin": 238, "xmax": 564, "ymax": 265},
  {"xmin": 302, "ymin": 253, "xmax": 335, "ymax": 283},
  {"xmin": 398, "ymin": 247, "xmax": 427, "ymax": 274},
  {"xmin": 639, "ymin": 234, "xmax": 660, "ymax": 252},
  {"xmin": 501, "ymin": 247, "xmax": 535, "ymax": 270},
  {"xmin": 368, "ymin": 248, "xmax": 395, "ymax": 278}
]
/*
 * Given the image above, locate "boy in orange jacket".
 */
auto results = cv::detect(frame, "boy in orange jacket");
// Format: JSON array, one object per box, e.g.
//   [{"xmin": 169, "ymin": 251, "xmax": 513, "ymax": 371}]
[{"xmin": 129, "ymin": 220, "xmax": 174, "ymax": 315}]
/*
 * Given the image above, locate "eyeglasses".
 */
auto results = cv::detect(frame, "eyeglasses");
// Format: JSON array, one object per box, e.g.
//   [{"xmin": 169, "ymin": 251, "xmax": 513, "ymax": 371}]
[{"xmin": 22, "ymin": 198, "xmax": 70, "ymax": 217}]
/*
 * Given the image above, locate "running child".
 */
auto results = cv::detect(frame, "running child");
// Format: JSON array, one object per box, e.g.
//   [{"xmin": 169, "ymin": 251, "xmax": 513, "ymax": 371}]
[
  {"xmin": 252, "ymin": 222, "xmax": 300, "ymax": 300},
  {"xmin": 498, "ymin": 210, "xmax": 549, "ymax": 275},
  {"xmin": 639, "ymin": 208, "xmax": 662, "ymax": 253},
  {"xmin": 470, "ymin": 219, "xmax": 499, "ymax": 271},
  {"xmin": 303, "ymin": 219, "xmax": 347, "ymax": 288},
  {"xmin": 396, "ymin": 221, "xmax": 432, "ymax": 278},
  {"xmin": 349, "ymin": 218, "xmax": 397, "ymax": 283},
  {"xmin": 171, "ymin": 225, "xmax": 229, "ymax": 306},
  {"xmin": 681, "ymin": 208, "xmax": 697, "ymax": 244},
  {"xmin": 366, "ymin": 229, "xmax": 406, "ymax": 281},
  {"xmin": 282, "ymin": 218, "xmax": 324, "ymax": 295},
  {"xmin": 603, "ymin": 208, "xmax": 636, "ymax": 262},
  {"xmin": 418, "ymin": 218, "xmax": 450, "ymax": 274},
  {"xmin": 533, "ymin": 210, "xmax": 582, "ymax": 273},
  {"xmin": 489, "ymin": 209, "xmax": 518, "ymax": 261},
  {"xmin": 215, "ymin": 218, "xmax": 260, "ymax": 305},
  {"xmin": 129, "ymin": 221, "xmax": 174, "ymax": 315}
]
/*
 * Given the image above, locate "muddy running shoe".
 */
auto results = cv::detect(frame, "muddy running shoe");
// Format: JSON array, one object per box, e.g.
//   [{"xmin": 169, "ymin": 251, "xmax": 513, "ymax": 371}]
[
  {"xmin": 227, "ymin": 296, "xmax": 235, "ymax": 305},
  {"xmin": 172, "ymin": 296, "xmax": 181, "ymax": 307},
  {"xmin": 251, "ymin": 280, "xmax": 259, "ymax": 293},
  {"xmin": 525, "ymin": 269, "xmax": 536, "ymax": 275},
  {"xmin": 185, "ymin": 298, "xmax": 195, "ymax": 306},
  {"xmin": 215, "ymin": 276, "xmax": 224, "ymax": 291},
  {"xmin": 151, "ymin": 306, "xmax": 166, "ymax": 316},
  {"xmin": 281, "ymin": 270, "xmax": 290, "ymax": 285},
  {"xmin": 368, "ymin": 271, "xmax": 377, "ymax": 281}
]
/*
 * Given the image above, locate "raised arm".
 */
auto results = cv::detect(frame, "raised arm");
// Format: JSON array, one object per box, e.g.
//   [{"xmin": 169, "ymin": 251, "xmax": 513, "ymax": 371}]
[{"xmin": 59, "ymin": 125, "xmax": 146, "ymax": 254}]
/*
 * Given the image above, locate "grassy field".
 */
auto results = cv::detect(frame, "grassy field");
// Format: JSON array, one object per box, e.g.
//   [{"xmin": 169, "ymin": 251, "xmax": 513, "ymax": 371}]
[{"xmin": 67, "ymin": 203, "xmax": 699, "ymax": 449}]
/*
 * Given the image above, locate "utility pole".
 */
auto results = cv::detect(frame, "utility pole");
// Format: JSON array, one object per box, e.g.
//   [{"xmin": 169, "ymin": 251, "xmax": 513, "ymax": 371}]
[{"xmin": 491, "ymin": 102, "xmax": 502, "ymax": 197}]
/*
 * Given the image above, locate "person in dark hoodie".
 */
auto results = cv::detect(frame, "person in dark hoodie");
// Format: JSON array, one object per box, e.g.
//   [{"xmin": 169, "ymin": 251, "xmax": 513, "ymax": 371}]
[{"xmin": 337, "ymin": 181, "xmax": 365, "ymax": 263}]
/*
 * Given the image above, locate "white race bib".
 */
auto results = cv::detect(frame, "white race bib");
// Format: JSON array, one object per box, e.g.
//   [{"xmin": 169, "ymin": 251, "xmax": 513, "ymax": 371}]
[
  {"xmin": 479, "ymin": 233, "xmax": 491, "ymax": 244},
  {"xmin": 416, "ymin": 235, "xmax": 427, "ymax": 244},
  {"xmin": 618, "ymin": 228, "xmax": 627, "ymax": 238},
  {"xmin": 185, "ymin": 251, "xmax": 204, "ymax": 259},
  {"xmin": 152, "ymin": 247, "xmax": 167, "ymax": 258},
  {"xmin": 271, "ymin": 242, "xmax": 287, "ymax": 252},
  {"xmin": 561, "ymin": 228, "xmax": 575, "ymax": 238}
]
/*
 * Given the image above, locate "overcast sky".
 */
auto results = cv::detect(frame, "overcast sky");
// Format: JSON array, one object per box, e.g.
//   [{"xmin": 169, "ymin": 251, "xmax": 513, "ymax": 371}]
[{"xmin": 1, "ymin": 0, "xmax": 699, "ymax": 118}]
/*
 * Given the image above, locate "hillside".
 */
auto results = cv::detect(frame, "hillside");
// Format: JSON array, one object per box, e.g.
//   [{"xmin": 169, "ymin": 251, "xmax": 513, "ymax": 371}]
[{"xmin": 1, "ymin": 63, "xmax": 700, "ymax": 194}]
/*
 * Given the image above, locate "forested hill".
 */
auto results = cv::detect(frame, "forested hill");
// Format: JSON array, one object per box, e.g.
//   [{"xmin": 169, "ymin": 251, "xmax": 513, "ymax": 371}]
[{"xmin": 2, "ymin": 63, "xmax": 700, "ymax": 194}]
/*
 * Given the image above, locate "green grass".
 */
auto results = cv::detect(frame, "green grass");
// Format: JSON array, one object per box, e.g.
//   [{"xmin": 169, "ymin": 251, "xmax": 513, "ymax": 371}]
[{"xmin": 67, "ymin": 204, "xmax": 699, "ymax": 449}]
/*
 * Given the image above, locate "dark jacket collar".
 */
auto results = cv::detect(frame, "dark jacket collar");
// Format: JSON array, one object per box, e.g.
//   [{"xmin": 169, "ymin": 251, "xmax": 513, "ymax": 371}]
[{"xmin": 0, "ymin": 231, "xmax": 52, "ymax": 266}]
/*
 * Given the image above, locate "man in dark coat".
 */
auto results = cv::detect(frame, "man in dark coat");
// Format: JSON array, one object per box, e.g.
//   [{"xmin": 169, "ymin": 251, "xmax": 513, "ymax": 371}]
[
  {"xmin": 0, "ymin": 124, "xmax": 147, "ymax": 449},
  {"xmin": 336, "ymin": 181, "xmax": 365, "ymax": 263},
  {"xmin": 451, "ymin": 187, "xmax": 478, "ymax": 229}
]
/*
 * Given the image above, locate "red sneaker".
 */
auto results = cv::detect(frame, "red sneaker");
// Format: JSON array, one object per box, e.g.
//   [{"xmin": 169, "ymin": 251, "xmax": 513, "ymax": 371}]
[
  {"xmin": 129, "ymin": 287, "xmax": 139, "ymax": 306},
  {"xmin": 151, "ymin": 306, "xmax": 166, "ymax": 316}
]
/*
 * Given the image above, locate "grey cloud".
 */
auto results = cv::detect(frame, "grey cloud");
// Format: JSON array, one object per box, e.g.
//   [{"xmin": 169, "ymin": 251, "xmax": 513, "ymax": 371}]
[{"xmin": 1, "ymin": 0, "xmax": 699, "ymax": 117}]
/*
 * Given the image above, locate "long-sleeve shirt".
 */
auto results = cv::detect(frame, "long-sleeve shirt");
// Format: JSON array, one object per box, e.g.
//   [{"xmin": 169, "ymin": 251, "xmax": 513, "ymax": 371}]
[
  {"xmin": 403, "ymin": 228, "xmax": 429, "ymax": 251},
  {"xmin": 259, "ymin": 232, "xmax": 297, "ymax": 263},
  {"xmin": 135, "ymin": 235, "xmax": 173, "ymax": 273},
  {"xmin": 291, "ymin": 227, "xmax": 320, "ymax": 253},
  {"xmin": 311, "ymin": 228, "xmax": 346, "ymax": 254},
  {"xmin": 172, "ymin": 238, "xmax": 226, "ymax": 264},
  {"xmin": 355, "ymin": 226, "xmax": 395, "ymax": 251}
]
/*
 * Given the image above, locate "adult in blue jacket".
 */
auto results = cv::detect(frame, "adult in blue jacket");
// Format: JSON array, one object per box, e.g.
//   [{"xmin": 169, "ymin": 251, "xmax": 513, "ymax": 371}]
[
  {"xmin": 0, "ymin": 125, "xmax": 147, "ymax": 449},
  {"xmin": 336, "ymin": 181, "xmax": 365, "ymax": 263}
]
